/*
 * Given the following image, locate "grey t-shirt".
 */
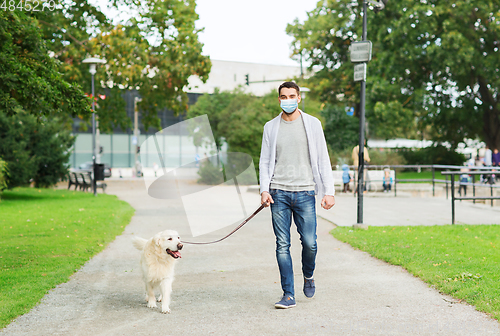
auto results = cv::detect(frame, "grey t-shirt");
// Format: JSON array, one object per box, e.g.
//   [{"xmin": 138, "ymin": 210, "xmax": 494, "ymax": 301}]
[{"xmin": 270, "ymin": 114, "xmax": 315, "ymax": 191}]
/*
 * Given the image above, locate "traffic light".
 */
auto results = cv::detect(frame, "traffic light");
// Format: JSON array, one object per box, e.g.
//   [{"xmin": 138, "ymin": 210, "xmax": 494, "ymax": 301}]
[{"xmin": 245, "ymin": 74, "xmax": 249, "ymax": 86}]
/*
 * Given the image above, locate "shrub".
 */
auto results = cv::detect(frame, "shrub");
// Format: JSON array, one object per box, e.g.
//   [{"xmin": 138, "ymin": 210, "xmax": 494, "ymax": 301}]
[
  {"xmin": 329, "ymin": 147, "xmax": 354, "ymax": 167},
  {"xmin": 197, "ymin": 160, "xmax": 224, "ymax": 185},
  {"xmin": 0, "ymin": 111, "xmax": 75, "ymax": 188},
  {"xmin": 0, "ymin": 158, "xmax": 8, "ymax": 191},
  {"xmin": 368, "ymin": 149, "xmax": 407, "ymax": 166},
  {"xmin": 397, "ymin": 145, "xmax": 466, "ymax": 167}
]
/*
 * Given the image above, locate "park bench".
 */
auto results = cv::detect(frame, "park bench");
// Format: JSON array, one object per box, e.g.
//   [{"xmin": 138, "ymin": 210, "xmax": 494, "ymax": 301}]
[
  {"xmin": 82, "ymin": 172, "xmax": 107, "ymax": 193},
  {"xmin": 67, "ymin": 172, "xmax": 79, "ymax": 190},
  {"xmin": 80, "ymin": 172, "xmax": 92, "ymax": 191},
  {"xmin": 66, "ymin": 171, "xmax": 107, "ymax": 193}
]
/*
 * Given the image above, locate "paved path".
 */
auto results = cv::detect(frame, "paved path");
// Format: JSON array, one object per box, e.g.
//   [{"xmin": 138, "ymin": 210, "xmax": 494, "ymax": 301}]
[{"xmin": 2, "ymin": 181, "xmax": 500, "ymax": 335}]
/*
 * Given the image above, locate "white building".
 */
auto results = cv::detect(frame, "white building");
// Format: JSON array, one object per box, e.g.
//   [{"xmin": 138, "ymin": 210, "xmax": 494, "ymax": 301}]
[{"xmin": 186, "ymin": 59, "xmax": 303, "ymax": 96}]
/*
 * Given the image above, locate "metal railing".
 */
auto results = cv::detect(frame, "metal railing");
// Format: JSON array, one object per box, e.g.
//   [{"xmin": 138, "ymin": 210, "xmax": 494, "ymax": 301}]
[
  {"xmin": 441, "ymin": 171, "xmax": 500, "ymax": 224},
  {"xmin": 347, "ymin": 164, "xmax": 500, "ymax": 224},
  {"xmin": 349, "ymin": 164, "xmax": 499, "ymax": 195}
]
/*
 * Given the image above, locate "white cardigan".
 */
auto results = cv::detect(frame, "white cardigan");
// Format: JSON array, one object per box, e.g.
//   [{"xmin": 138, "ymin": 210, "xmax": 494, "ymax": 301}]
[{"xmin": 259, "ymin": 111, "xmax": 335, "ymax": 199}]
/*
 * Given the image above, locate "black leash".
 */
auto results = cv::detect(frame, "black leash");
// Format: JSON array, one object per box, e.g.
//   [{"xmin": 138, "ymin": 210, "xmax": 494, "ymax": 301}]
[{"xmin": 181, "ymin": 203, "xmax": 267, "ymax": 245}]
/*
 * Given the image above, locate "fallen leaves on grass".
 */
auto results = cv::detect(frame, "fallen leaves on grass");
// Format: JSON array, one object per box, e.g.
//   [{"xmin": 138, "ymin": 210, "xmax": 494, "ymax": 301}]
[{"xmin": 444, "ymin": 272, "xmax": 482, "ymax": 283}]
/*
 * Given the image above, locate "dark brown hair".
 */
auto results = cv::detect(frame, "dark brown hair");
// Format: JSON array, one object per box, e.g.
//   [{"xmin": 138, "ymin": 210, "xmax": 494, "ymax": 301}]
[{"xmin": 278, "ymin": 81, "xmax": 300, "ymax": 96}]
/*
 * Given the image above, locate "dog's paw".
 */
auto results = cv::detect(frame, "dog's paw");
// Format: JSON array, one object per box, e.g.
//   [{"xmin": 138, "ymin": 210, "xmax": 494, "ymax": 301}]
[
  {"xmin": 157, "ymin": 295, "xmax": 162, "ymax": 302},
  {"xmin": 161, "ymin": 307, "xmax": 171, "ymax": 314},
  {"xmin": 147, "ymin": 301, "xmax": 157, "ymax": 308}
]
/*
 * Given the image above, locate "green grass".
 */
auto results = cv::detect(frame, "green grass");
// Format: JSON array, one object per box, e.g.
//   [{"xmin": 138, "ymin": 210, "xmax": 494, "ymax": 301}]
[
  {"xmin": 396, "ymin": 170, "xmax": 449, "ymax": 183},
  {"xmin": 0, "ymin": 188, "xmax": 135, "ymax": 329},
  {"xmin": 332, "ymin": 225, "xmax": 500, "ymax": 320}
]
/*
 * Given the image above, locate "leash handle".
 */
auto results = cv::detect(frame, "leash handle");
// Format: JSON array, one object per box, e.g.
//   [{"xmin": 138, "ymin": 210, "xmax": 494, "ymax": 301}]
[{"xmin": 181, "ymin": 203, "xmax": 267, "ymax": 245}]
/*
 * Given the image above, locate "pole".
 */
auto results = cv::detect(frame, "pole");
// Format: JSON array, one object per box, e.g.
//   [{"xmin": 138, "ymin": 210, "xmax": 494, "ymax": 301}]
[
  {"xmin": 445, "ymin": 174, "xmax": 448, "ymax": 199},
  {"xmin": 394, "ymin": 168, "xmax": 397, "ymax": 197},
  {"xmin": 355, "ymin": 0, "xmax": 368, "ymax": 229},
  {"xmin": 96, "ymin": 117, "xmax": 100, "ymax": 164},
  {"xmin": 432, "ymin": 166, "xmax": 435, "ymax": 197},
  {"xmin": 91, "ymin": 73, "xmax": 97, "ymax": 196},
  {"xmin": 134, "ymin": 97, "xmax": 139, "ymax": 177},
  {"xmin": 472, "ymin": 174, "xmax": 476, "ymax": 204},
  {"xmin": 451, "ymin": 173, "xmax": 455, "ymax": 224}
]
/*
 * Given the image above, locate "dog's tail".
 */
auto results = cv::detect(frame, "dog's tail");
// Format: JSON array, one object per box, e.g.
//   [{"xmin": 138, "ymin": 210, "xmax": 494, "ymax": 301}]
[{"xmin": 132, "ymin": 237, "xmax": 148, "ymax": 251}]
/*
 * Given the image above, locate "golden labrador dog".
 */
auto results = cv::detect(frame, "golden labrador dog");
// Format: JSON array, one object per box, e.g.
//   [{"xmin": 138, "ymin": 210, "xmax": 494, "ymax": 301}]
[{"xmin": 132, "ymin": 230, "xmax": 183, "ymax": 313}]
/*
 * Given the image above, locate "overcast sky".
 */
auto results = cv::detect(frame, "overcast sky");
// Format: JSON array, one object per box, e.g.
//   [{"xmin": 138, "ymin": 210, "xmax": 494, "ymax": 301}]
[
  {"xmin": 94, "ymin": 0, "xmax": 319, "ymax": 66},
  {"xmin": 195, "ymin": 0, "xmax": 319, "ymax": 66}
]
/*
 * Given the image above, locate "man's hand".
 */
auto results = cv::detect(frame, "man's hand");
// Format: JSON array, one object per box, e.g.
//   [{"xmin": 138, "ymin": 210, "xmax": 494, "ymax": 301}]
[
  {"xmin": 321, "ymin": 195, "xmax": 335, "ymax": 210},
  {"xmin": 261, "ymin": 191, "xmax": 274, "ymax": 207}
]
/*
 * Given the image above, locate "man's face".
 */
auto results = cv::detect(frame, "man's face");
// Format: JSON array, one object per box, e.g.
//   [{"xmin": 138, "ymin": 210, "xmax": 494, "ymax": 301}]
[{"xmin": 279, "ymin": 87, "xmax": 301, "ymax": 104}]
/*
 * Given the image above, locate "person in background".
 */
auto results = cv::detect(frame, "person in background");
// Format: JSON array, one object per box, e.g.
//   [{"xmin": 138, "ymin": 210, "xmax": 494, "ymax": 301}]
[
  {"xmin": 492, "ymin": 148, "xmax": 500, "ymax": 182},
  {"xmin": 459, "ymin": 167, "xmax": 471, "ymax": 197},
  {"xmin": 383, "ymin": 168, "xmax": 393, "ymax": 193},
  {"xmin": 482, "ymin": 146, "xmax": 493, "ymax": 183},
  {"xmin": 153, "ymin": 162, "xmax": 159, "ymax": 177},
  {"xmin": 342, "ymin": 164, "xmax": 352, "ymax": 193},
  {"xmin": 352, "ymin": 140, "xmax": 370, "ymax": 192}
]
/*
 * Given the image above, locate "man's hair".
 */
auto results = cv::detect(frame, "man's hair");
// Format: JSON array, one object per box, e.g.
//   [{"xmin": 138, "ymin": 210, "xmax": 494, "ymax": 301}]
[{"xmin": 278, "ymin": 81, "xmax": 300, "ymax": 96}]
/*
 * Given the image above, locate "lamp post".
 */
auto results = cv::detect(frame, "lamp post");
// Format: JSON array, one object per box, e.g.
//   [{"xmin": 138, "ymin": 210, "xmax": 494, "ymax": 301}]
[
  {"xmin": 133, "ymin": 96, "xmax": 142, "ymax": 177},
  {"xmin": 300, "ymin": 87, "xmax": 310, "ymax": 112},
  {"xmin": 82, "ymin": 57, "xmax": 106, "ymax": 196},
  {"xmin": 353, "ymin": 0, "xmax": 387, "ymax": 229}
]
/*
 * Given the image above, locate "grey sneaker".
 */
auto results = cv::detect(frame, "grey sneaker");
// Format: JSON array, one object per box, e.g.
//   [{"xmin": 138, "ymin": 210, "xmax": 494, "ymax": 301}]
[
  {"xmin": 275, "ymin": 295, "xmax": 296, "ymax": 309},
  {"xmin": 303, "ymin": 278, "xmax": 315, "ymax": 298}
]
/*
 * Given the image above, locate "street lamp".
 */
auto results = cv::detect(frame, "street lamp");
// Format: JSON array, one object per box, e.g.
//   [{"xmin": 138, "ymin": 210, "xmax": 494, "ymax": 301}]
[
  {"xmin": 300, "ymin": 87, "xmax": 310, "ymax": 111},
  {"xmin": 82, "ymin": 57, "xmax": 106, "ymax": 196},
  {"xmin": 352, "ymin": 0, "xmax": 387, "ymax": 229}
]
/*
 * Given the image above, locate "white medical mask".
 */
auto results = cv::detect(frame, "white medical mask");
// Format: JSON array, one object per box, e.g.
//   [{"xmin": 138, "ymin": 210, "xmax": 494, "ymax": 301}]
[{"xmin": 280, "ymin": 99, "xmax": 298, "ymax": 114}]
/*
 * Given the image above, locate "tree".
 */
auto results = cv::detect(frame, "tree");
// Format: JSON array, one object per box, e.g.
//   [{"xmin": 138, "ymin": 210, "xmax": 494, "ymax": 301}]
[
  {"xmin": 219, "ymin": 92, "xmax": 280, "ymax": 167},
  {"xmin": 321, "ymin": 104, "xmax": 359, "ymax": 152},
  {"xmin": 0, "ymin": 111, "xmax": 75, "ymax": 188},
  {"xmin": 287, "ymin": 0, "xmax": 500, "ymax": 149},
  {"xmin": 186, "ymin": 88, "xmax": 243, "ymax": 154},
  {"xmin": 0, "ymin": 158, "xmax": 7, "ymax": 191},
  {"xmin": 29, "ymin": 0, "xmax": 211, "ymax": 132},
  {"xmin": 0, "ymin": 11, "xmax": 91, "ymax": 120}
]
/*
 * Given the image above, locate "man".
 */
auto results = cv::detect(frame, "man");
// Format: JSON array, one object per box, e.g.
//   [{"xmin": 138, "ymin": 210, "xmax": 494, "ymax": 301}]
[
  {"xmin": 259, "ymin": 81, "xmax": 335, "ymax": 309},
  {"xmin": 483, "ymin": 146, "xmax": 492, "ymax": 183},
  {"xmin": 352, "ymin": 140, "xmax": 370, "ymax": 193},
  {"xmin": 493, "ymin": 148, "xmax": 500, "ymax": 183}
]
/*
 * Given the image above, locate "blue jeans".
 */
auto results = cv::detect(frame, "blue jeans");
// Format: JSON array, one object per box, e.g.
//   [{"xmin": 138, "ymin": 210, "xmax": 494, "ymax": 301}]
[{"xmin": 270, "ymin": 189, "xmax": 317, "ymax": 297}]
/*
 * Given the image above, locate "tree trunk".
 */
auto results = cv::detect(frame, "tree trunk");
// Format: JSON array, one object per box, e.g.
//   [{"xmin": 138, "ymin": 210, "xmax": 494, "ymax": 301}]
[{"xmin": 478, "ymin": 75, "xmax": 500, "ymax": 149}]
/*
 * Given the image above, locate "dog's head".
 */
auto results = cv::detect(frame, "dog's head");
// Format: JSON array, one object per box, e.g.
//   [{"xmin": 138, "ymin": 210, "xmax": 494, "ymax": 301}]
[{"xmin": 154, "ymin": 230, "xmax": 183, "ymax": 259}]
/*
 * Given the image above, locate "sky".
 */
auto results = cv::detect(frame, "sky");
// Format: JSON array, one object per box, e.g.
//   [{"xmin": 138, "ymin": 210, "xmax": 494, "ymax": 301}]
[
  {"xmin": 93, "ymin": 0, "xmax": 320, "ymax": 66},
  {"xmin": 195, "ymin": 0, "xmax": 319, "ymax": 66}
]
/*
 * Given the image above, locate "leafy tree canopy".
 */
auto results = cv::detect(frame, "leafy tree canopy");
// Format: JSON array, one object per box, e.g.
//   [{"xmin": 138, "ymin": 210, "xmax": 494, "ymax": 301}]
[
  {"xmin": 321, "ymin": 104, "xmax": 359, "ymax": 153},
  {"xmin": 0, "ymin": 110, "xmax": 75, "ymax": 188},
  {"xmin": 0, "ymin": 11, "xmax": 91, "ymax": 121},
  {"xmin": 29, "ymin": 0, "xmax": 211, "ymax": 132},
  {"xmin": 287, "ymin": 0, "xmax": 500, "ymax": 149}
]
